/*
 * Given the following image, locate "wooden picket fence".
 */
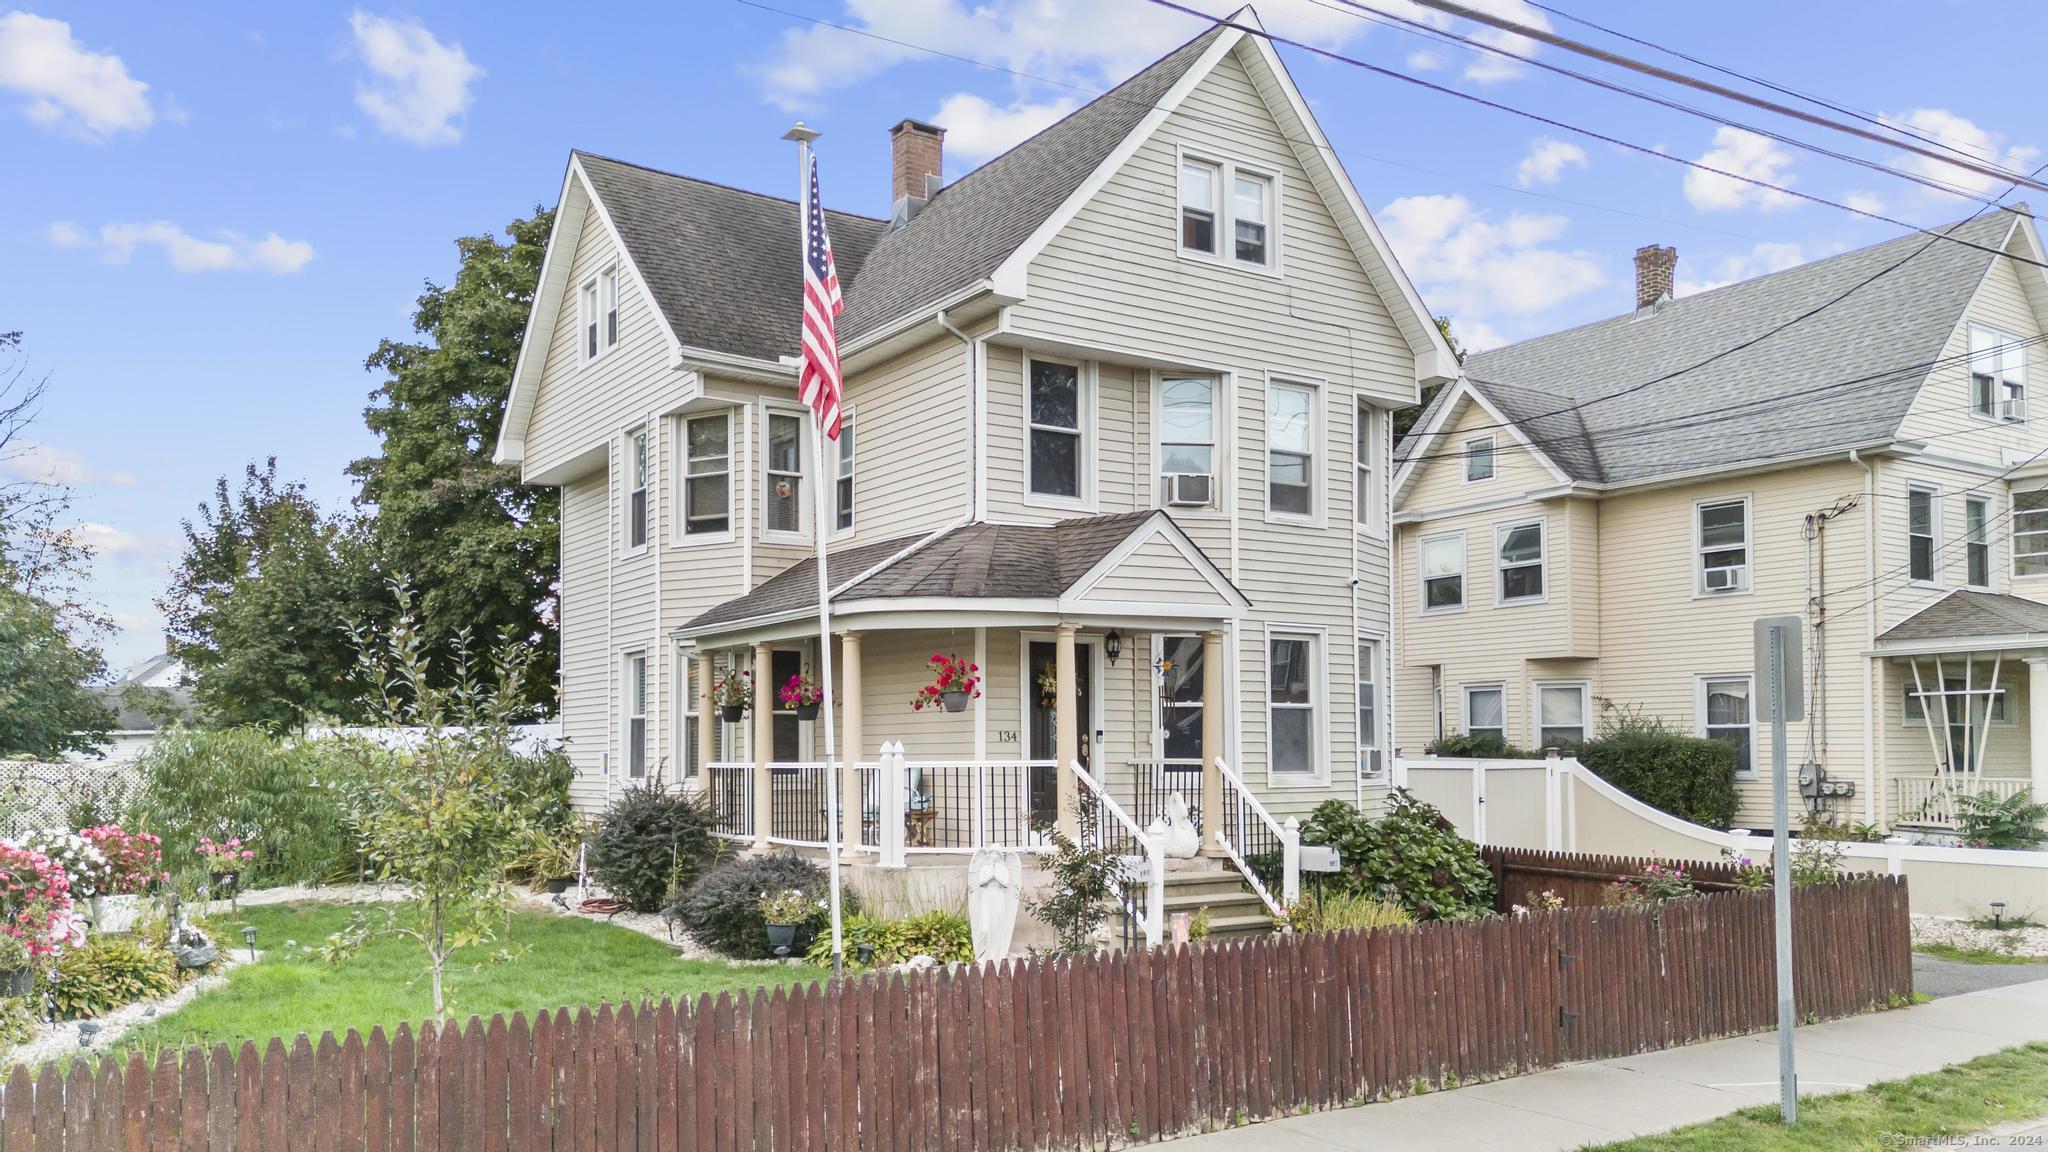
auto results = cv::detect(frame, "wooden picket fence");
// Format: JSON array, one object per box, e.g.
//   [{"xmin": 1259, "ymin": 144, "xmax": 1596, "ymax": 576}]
[
  {"xmin": 1481, "ymin": 844, "xmax": 1748, "ymax": 911},
  {"xmin": 0, "ymin": 878, "xmax": 1911, "ymax": 1151}
]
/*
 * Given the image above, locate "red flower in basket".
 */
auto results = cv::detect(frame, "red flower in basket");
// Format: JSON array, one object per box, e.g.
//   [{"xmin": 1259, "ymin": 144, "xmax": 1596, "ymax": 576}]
[{"xmin": 911, "ymin": 654, "xmax": 982, "ymax": 712}]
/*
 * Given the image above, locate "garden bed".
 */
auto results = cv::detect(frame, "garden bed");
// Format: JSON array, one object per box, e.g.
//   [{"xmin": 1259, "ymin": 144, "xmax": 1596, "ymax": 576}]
[{"xmin": 1913, "ymin": 914, "xmax": 2048, "ymax": 960}]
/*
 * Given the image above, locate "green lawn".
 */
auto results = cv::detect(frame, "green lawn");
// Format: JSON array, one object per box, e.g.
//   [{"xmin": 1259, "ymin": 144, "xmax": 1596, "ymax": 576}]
[
  {"xmin": 97, "ymin": 902, "xmax": 828, "ymax": 1065},
  {"xmin": 1579, "ymin": 1043, "xmax": 2048, "ymax": 1151},
  {"xmin": 1916, "ymin": 941, "xmax": 2047, "ymax": 965}
]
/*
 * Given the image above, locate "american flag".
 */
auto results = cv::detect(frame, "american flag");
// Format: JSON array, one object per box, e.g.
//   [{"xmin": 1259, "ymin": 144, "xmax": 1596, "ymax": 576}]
[{"xmin": 799, "ymin": 154, "xmax": 844, "ymax": 440}]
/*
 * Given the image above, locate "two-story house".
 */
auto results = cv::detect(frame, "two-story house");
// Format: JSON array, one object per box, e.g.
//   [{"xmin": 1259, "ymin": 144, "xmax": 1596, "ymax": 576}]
[
  {"xmin": 1393, "ymin": 207, "xmax": 2048, "ymax": 832},
  {"xmin": 492, "ymin": 9, "xmax": 1456, "ymax": 886}
]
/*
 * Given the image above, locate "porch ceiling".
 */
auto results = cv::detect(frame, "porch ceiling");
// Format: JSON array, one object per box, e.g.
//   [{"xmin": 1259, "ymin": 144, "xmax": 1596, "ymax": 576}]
[{"xmin": 1875, "ymin": 589, "xmax": 2048, "ymax": 655}]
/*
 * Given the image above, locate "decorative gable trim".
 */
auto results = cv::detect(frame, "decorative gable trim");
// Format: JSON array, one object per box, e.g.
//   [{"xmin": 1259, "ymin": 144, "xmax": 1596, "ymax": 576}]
[{"xmin": 1392, "ymin": 378, "xmax": 1573, "ymax": 505}]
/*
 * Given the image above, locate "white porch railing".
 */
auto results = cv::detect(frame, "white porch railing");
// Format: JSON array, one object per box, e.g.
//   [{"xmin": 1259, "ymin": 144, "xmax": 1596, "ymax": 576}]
[
  {"xmin": 1073, "ymin": 759, "xmax": 1163, "ymax": 947},
  {"xmin": 1215, "ymin": 758, "xmax": 1299, "ymax": 916},
  {"xmin": 1894, "ymin": 776, "xmax": 2033, "ymax": 829}
]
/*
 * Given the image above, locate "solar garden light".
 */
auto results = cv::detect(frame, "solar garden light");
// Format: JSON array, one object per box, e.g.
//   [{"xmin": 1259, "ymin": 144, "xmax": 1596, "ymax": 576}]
[
  {"xmin": 1992, "ymin": 901, "xmax": 2008, "ymax": 930},
  {"xmin": 242, "ymin": 925, "xmax": 259, "ymax": 960}
]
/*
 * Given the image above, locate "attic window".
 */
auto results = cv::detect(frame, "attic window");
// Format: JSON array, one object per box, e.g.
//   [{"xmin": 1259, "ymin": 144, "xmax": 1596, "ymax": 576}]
[
  {"xmin": 1179, "ymin": 152, "xmax": 1277, "ymax": 270},
  {"xmin": 1179, "ymin": 159, "xmax": 1220, "ymax": 255},
  {"xmin": 582, "ymin": 266, "xmax": 620, "ymax": 363},
  {"xmin": 1970, "ymin": 325, "xmax": 2027, "ymax": 422}
]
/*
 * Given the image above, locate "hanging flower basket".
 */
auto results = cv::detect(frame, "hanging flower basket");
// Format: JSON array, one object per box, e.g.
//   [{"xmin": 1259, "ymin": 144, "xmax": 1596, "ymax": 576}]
[
  {"xmin": 779, "ymin": 669, "xmax": 824, "ymax": 721},
  {"xmin": 911, "ymin": 654, "xmax": 982, "ymax": 712},
  {"xmin": 713, "ymin": 668, "xmax": 755, "ymax": 723}
]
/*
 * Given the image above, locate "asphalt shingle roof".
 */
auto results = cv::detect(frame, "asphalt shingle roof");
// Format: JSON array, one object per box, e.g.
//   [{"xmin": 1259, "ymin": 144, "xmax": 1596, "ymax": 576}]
[
  {"xmin": 1400, "ymin": 210, "xmax": 2025, "ymax": 486},
  {"xmin": 571, "ymin": 23, "xmax": 1226, "ymax": 361},
  {"xmin": 1879, "ymin": 590, "xmax": 2048, "ymax": 643}
]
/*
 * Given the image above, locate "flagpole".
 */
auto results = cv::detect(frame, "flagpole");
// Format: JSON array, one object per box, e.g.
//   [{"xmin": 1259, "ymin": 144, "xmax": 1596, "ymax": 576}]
[{"xmin": 785, "ymin": 121, "xmax": 845, "ymax": 978}]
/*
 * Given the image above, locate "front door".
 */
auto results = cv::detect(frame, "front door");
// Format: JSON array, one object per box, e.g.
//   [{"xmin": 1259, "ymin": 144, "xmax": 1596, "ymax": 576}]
[{"xmin": 1027, "ymin": 640, "xmax": 1093, "ymax": 828}]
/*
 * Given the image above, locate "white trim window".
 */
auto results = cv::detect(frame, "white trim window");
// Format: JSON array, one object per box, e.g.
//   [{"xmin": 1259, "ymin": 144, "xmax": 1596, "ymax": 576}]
[
  {"xmin": 1462, "ymin": 684, "xmax": 1505, "ymax": 744},
  {"xmin": 1268, "ymin": 633, "xmax": 1319, "ymax": 777},
  {"xmin": 1266, "ymin": 381, "xmax": 1315, "ymax": 517},
  {"xmin": 1970, "ymin": 324, "xmax": 2027, "ymax": 422},
  {"xmin": 1534, "ymin": 681, "xmax": 1589, "ymax": 750},
  {"xmin": 1465, "ymin": 436, "xmax": 1496, "ymax": 482},
  {"xmin": 764, "ymin": 410, "xmax": 805, "ymax": 536},
  {"xmin": 1695, "ymin": 497, "xmax": 1750, "ymax": 594},
  {"xmin": 1159, "ymin": 375, "xmax": 1217, "ymax": 509},
  {"xmin": 1967, "ymin": 494, "xmax": 1993, "ymax": 588},
  {"xmin": 835, "ymin": 414, "xmax": 856, "ymax": 532},
  {"xmin": 626, "ymin": 426, "xmax": 649, "ymax": 551},
  {"xmin": 1027, "ymin": 358, "xmax": 1086, "ymax": 500},
  {"xmin": 624, "ymin": 651, "xmax": 648, "ymax": 778},
  {"xmin": 582, "ymin": 265, "xmax": 620, "ymax": 363},
  {"xmin": 1908, "ymin": 484, "xmax": 1939, "ymax": 585},
  {"xmin": 1179, "ymin": 158, "xmax": 1220, "ymax": 256},
  {"xmin": 1496, "ymin": 519, "xmax": 1545, "ymax": 603},
  {"xmin": 1354, "ymin": 402, "xmax": 1378, "ymax": 532},
  {"xmin": 1419, "ymin": 532, "xmax": 1466, "ymax": 612},
  {"xmin": 676, "ymin": 646, "xmax": 708, "ymax": 781},
  {"xmin": 682, "ymin": 412, "xmax": 731, "ymax": 537},
  {"xmin": 1158, "ymin": 634, "xmax": 1206, "ymax": 761},
  {"xmin": 1357, "ymin": 638, "xmax": 1383, "ymax": 777},
  {"xmin": 2016, "ymin": 489, "xmax": 2048, "ymax": 576},
  {"xmin": 1698, "ymin": 675, "xmax": 1754, "ymax": 778},
  {"xmin": 1232, "ymin": 171, "xmax": 1272, "ymax": 265},
  {"xmin": 1179, "ymin": 153, "xmax": 1278, "ymax": 269}
]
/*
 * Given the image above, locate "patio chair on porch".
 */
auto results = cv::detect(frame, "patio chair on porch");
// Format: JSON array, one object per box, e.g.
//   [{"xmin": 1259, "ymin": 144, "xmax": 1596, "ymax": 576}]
[{"xmin": 860, "ymin": 764, "xmax": 938, "ymax": 848}]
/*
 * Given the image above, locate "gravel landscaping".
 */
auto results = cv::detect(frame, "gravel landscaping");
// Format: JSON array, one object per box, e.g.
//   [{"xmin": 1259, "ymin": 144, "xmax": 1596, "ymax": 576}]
[{"xmin": 1913, "ymin": 914, "xmax": 2048, "ymax": 958}]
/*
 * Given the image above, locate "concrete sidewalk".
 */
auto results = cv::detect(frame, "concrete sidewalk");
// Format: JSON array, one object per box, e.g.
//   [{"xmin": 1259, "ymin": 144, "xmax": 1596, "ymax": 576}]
[{"xmin": 1154, "ymin": 979, "xmax": 2048, "ymax": 1151}]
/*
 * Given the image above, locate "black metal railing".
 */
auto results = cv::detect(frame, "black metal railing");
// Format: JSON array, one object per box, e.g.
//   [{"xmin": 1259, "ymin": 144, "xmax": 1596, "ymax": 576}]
[
  {"xmin": 1120, "ymin": 759, "xmax": 1204, "ymax": 836},
  {"xmin": 1219, "ymin": 777, "xmax": 1284, "ymax": 891},
  {"xmin": 709, "ymin": 763, "xmax": 751, "ymax": 839},
  {"xmin": 768, "ymin": 762, "xmax": 831, "ymax": 845},
  {"xmin": 900, "ymin": 762, "xmax": 1047, "ymax": 850}
]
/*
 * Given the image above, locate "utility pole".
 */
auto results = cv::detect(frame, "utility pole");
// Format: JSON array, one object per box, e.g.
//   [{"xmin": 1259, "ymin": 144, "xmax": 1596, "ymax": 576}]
[{"xmin": 1755, "ymin": 615, "xmax": 1804, "ymax": 1125}]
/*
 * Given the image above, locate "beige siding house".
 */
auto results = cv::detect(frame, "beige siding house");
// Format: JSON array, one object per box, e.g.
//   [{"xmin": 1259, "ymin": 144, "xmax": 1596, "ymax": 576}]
[
  {"xmin": 1394, "ymin": 209, "xmax": 2048, "ymax": 833},
  {"xmin": 494, "ymin": 11, "xmax": 1455, "ymax": 891}
]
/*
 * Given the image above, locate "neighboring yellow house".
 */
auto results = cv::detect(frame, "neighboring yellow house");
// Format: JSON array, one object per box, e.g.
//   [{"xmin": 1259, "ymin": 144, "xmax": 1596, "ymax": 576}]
[{"xmin": 1393, "ymin": 210, "xmax": 2048, "ymax": 833}]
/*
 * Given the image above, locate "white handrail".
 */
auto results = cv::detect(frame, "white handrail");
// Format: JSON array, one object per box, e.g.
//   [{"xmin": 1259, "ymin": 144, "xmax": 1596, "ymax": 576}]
[
  {"xmin": 1071, "ymin": 759, "xmax": 1147, "ymax": 845},
  {"xmin": 1214, "ymin": 758, "xmax": 1299, "ymax": 915},
  {"xmin": 1071, "ymin": 759, "xmax": 1162, "ymax": 947}
]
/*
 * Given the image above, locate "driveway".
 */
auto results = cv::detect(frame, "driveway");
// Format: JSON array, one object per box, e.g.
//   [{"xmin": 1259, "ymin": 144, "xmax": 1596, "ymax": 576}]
[{"xmin": 1914, "ymin": 951, "xmax": 2048, "ymax": 998}]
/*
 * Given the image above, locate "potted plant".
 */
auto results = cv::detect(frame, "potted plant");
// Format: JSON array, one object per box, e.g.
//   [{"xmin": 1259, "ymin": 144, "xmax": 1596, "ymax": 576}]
[
  {"xmin": 198, "ymin": 836, "xmax": 255, "ymax": 904},
  {"xmin": 911, "ymin": 654, "xmax": 982, "ymax": 713},
  {"xmin": 79, "ymin": 825, "xmax": 163, "ymax": 933},
  {"xmin": 779, "ymin": 669, "xmax": 824, "ymax": 721},
  {"xmin": 758, "ymin": 888, "xmax": 817, "ymax": 957},
  {"xmin": 516, "ymin": 826, "xmax": 584, "ymax": 894},
  {"xmin": 712, "ymin": 669, "xmax": 754, "ymax": 724}
]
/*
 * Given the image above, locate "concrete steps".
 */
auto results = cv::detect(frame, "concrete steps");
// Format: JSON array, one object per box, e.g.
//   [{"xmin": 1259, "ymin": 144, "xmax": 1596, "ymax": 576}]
[{"xmin": 1158, "ymin": 866, "xmax": 1274, "ymax": 940}]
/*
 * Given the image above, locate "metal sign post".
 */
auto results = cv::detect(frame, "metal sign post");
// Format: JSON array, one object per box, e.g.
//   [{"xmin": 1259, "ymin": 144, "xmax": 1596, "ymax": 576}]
[{"xmin": 1754, "ymin": 615, "xmax": 1804, "ymax": 1125}]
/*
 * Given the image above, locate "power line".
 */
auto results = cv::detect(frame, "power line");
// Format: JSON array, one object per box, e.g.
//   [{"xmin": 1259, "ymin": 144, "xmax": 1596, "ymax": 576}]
[{"xmin": 1399, "ymin": 0, "xmax": 2048, "ymax": 196}]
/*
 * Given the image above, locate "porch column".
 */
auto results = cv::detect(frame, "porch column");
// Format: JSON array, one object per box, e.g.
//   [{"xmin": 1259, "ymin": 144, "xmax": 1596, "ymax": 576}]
[
  {"xmin": 1200, "ymin": 629, "xmax": 1226, "ymax": 857},
  {"xmin": 840, "ymin": 631, "xmax": 864, "ymax": 857},
  {"xmin": 694, "ymin": 649, "xmax": 715, "ymax": 789},
  {"xmin": 1056, "ymin": 623, "xmax": 1080, "ymax": 840},
  {"xmin": 2029, "ymin": 657, "xmax": 2048, "ymax": 814},
  {"xmin": 751, "ymin": 641, "xmax": 774, "ymax": 852}
]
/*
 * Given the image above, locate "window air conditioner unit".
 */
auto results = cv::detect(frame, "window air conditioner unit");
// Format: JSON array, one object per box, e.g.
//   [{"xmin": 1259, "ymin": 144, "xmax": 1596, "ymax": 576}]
[
  {"xmin": 2004, "ymin": 397, "xmax": 2029, "ymax": 422},
  {"xmin": 1703, "ymin": 565, "xmax": 1741, "ymax": 592},
  {"xmin": 1166, "ymin": 473, "xmax": 1213, "ymax": 507}
]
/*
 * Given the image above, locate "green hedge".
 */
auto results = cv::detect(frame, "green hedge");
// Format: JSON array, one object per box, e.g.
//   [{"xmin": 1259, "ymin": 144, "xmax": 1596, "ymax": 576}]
[
  {"xmin": 1576, "ymin": 716, "xmax": 1739, "ymax": 829},
  {"xmin": 1423, "ymin": 733, "xmax": 1541, "ymax": 759}
]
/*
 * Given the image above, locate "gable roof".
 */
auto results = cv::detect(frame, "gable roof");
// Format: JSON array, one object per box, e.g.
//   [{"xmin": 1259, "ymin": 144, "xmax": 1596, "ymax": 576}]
[
  {"xmin": 1398, "ymin": 209, "xmax": 2035, "ymax": 490},
  {"xmin": 1879, "ymin": 589, "xmax": 2048, "ymax": 644}
]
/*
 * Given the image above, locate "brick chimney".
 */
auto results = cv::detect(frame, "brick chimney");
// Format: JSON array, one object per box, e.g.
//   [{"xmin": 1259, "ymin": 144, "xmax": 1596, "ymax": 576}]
[
  {"xmin": 1635, "ymin": 244, "xmax": 1677, "ymax": 310},
  {"xmin": 890, "ymin": 119, "xmax": 944, "ymax": 229}
]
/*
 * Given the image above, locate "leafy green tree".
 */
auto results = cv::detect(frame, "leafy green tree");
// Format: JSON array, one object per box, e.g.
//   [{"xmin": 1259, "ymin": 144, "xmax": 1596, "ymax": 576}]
[
  {"xmin": 0, "ymin": 582, "xmax": 112, "ymax": 757},
  {"xmin": 349, "ymin": 209, "xmax": 559, "ymax": 708},
  {"xmin": 159, "ymin": 460, "xmax": 380, "ymax": 729}
]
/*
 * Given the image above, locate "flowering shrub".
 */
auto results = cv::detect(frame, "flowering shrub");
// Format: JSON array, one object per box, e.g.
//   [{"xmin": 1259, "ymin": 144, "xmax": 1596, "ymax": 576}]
[
  {"xmin": 197, "ymin": 836, "xmax": 256, "ymax": 872},
  {"xmin": 0, "ymin": 842, "xmax": 74, "ymax": 959},
  {"xmin": 17, "ymin": 830, "xmax": 104, "ymax": 900},
  {"xmin": 910, "ymin": 654, "xmax": 981, "ymax": 711},
  {"xmin": 1604, "ymin": 861, "xmax": 1698, "ymax": 907},
  {"xmin": 1511, "ymin": 889, "xmax": 1566, "ymax": 917},
  {"xmin": 777, "ymin": 669, "xmax": 823, "ymax": 709},
  {"xmin": 79, "ymin": 827, "xmax": 164, "ymax": 896},
  {"xmin": 1727, "ymin": 838, "xmax": 1846, "ymax": 890}
]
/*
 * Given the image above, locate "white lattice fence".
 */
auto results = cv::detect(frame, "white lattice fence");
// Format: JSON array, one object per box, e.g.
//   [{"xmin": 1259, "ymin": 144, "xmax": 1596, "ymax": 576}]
[{"xmin": 0, "ymin": 761, "xmax": 144, "ymax": 838}]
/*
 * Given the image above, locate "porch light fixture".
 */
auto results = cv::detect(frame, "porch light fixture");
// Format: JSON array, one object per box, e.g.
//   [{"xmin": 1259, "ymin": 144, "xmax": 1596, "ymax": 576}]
[{"xmin": 1105, "ymin": 631, "xmax": 1123, "ymax": 665}]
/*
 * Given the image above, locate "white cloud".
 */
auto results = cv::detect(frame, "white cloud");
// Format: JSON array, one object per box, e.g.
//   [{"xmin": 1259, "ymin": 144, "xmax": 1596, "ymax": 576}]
[
  {"xmin": 73, "ymin": 523, "xmax": 171, "ymax": 562},
  {"xmin": 1674, "ymin": 241, "xmax": 1806, "ymax": 297},
  {"xmin": 1515, "ymin": 136, "xmax": 1586, "ymax": 187},
  {"xmin": 1378, "ymin": 194, "xmax": 1605, "ymax": 333},
  {"xmin": 1454, "ymin": 0, "xmax": 1554, "ymax": 84},
  {"xmin": 1684, "ymin": 127, "xmax": 1799, "ymax": 213},
  {"xmin": 1843, "ymin": 190, "xmax": 1886, "ymax": 216},
  {"xmin": 1880, "ymin": 108, "xmax": 2040, "ymax": 202},
  {"xmin": 52, "ymin": 220, "xmax": 315, "ymax": 273},
  {"xmin": 348, "ymin": 10, "xmax": 481, "ymax": 146},
  {"xmin": 931, "ymin": 92, "xmax": 1079, "ymax": 162},
  {"xmin": 1406, "ymin": 49, "xmax": 1445, "ymax": 71},
  {"xmin": 0, "ymin": 11, "xmax": 152, "ymax": 138},
  {"xmin": 0, "ymin": 441, "xmax": 135, "ymax": 487}
]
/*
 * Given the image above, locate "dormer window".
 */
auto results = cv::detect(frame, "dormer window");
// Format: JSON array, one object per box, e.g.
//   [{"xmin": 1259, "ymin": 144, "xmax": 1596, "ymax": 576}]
[
  {"xmin": 1179, "ymin": 152, "xmax": 1278, "ymax": 270},
  {"xmin": 1971, "ymin": 325, "xmax": 2026, "ymax": 422},
  {"xmin": 582, "ymin": 265, "xmax": 620, "ymax": 363}
]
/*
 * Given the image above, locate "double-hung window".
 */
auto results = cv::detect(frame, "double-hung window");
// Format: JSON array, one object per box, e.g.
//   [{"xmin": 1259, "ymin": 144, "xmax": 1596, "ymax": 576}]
[
  {"xmin": 1465, "ymin": 436, "xmax": 1496, "ymax": 481},
  {"xmin": 1357, "ymin": 639, "xmax": 1383, "ymax": 777},
  {"xmin": 1967, "ymin": 495, "xmax": 1992, "ymax": 588},
  {"xmin": 624, "ymin": 652, "xmax": 648, "ymax": 778},
  {"xmin": 1971, "ymin": 325, "xmax": 2027, "ymax": 422},
  {"xmin": 1028, "ymin": 358, "xmax": 1085, "ymax": 500},
  {"xmin": 1535, "ymin": 682, "xmax": 1588, "ymax": 750},
  {"xmin": 1268, "ymin": 634, "xmax": 1318, "ymax": 777},
  {"xmin": 582, "ymin": 266, "xmax": 619, "ymax": 362},
  {"xmin": 1159, "ymin": 634, "xmax": 1205, "ymax": 761},
  {"xmin": 1355, "ymin": 402, "xmax": 1377, "ymax": 532},
  {"xmin": 677, "ymin": 647, "xmax": 704, "ymax": 782},
  {"xmin": 1696, "ymin": 497, "xmax": 1750, "ymax": 594},
  {"xmin": 1179, "ymin": 154, "xmax": 1276, "ymax": 269},
  {"xmin": 1463, "ymin": 684, "xmax": 1505, "ymax": 744},
  {"xmin": 2016, "ymin": 490, "xmax": 2048, "ymax": 576},
  {"xmin": 1420, "ymin": 532, "xmax": 1465, "ymax": 612},
  {"xmin": 1159, "ymin": 376, "xmax": 1217, "ymax": 508},
  {"xmin": 626, "ymin": 427, "xmax": 649, "ymax": 551},
  {"xmin": 1699, "ymin": 675, "xmax": 1754, "ymax": 778},
  {"xmin": 1908, "ymin": 485, "xmax": 1939, "ymax": 584},
  {"xmin": 835, "ymin": 415, "xmax": 855, "ymax": 531},
  {"xmin": 682, "ymin": 413, "xmax": 730, "ymax": 536},
  {"xmin": 1496, "ymin": 519, "xmax": 1545, "ymax": 603},
  {"xmin": 765, "ymin": 412, "xmax": 804, "ymax": 535},
  {"xmin": 1267, "ymin": 382, "xmax": 1315, "ymax": 517}
]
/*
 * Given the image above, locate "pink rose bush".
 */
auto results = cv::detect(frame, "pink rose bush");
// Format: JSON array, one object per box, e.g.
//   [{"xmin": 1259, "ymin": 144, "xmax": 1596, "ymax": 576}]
[
  {"xmin": 0, "ymin": 842, "xmax": 74, "ymax": 959},
  {"xmin": 79, "ymin": 826, "xmax": 163, "ymax": 896}
]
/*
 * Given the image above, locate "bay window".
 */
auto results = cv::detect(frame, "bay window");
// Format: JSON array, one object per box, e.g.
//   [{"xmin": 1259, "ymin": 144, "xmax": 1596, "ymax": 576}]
[
  {"xmin": 1908, "ymin": 484, "xmax": 1938, "ymax": 584},
  {"xmin": 682, "ymin": 413, "xmax": 730, "ymax": 536},
  {"xmin": 836, "ymin": 415, "xmax": 856, "ymax": 531},
  {"xmin": 1967, "ymin": 495, "xmax": 1992, "ymax": 588},
  {"xmin": 765, "ymin": 412, "xmax": 803, "ymax": 535}
]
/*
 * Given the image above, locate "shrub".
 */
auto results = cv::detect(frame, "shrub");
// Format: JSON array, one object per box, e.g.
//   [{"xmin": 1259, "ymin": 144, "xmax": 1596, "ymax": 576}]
[
  {"xmin": 1730, "ymin": 838, "xmax": 1846, "ymax": 889},
  {"xmin": 807, "ymin": 911, "xmax": 973, "ymax": 969},
  {"xmin": 0, "ymin": 841, "xmax": 75, "ymax": 958},
  {"xmin": 45, "ymin": 936, "xmax": 180, "ymax": 1020},
  {"xmin": 1956, "ymin": 790, "xmax": 2048, "ymax": 850},
  {"xmin": 0, "ymin": 997, "xmax": 32, "ymax": 1046},
  {"xmin": 1278, "ymin": 892, "xmax": 1412, "ymax": 935},
  {"xmin": 131, "ymin": 726, "xmax": 361, "ymax": 884},
  {"xmin": 671, "ymin": 854, "xmax": 851, "ymax": 958},
  {"xmin": 1604, "ymin": 861, "xmax": 1699, "ymax": 907},
  {"xmin": 1029, "ymin": 812, "xmax": 1122, "ymax": 953},
  {"xmin": 80, "ymin": 826, "xmax": 163, "ymax": 895},
  {"xmin": 1575, "ymin": 712, "xmax": 1739, "ymax": 829},
  {"xmin": 1423, "ymin": 733, "xmax": 1540, "ymax": 759},
  {"xmin": 16, "ymin": 829, "xmax": 105, "ymax": 898},
  {"xmin": 1301, "ymin": 790, "xmax": 1494, "ymax": 920},
  {"xmin": 587, "ymin": 783, "xmax": 716, "ymax": 912}
]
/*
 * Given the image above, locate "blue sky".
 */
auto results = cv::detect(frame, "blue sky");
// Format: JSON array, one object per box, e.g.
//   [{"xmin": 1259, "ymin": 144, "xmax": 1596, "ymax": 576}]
[{"xmin": 3, "ymin": 0, "xmax": 2044, "ymax": 670}]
